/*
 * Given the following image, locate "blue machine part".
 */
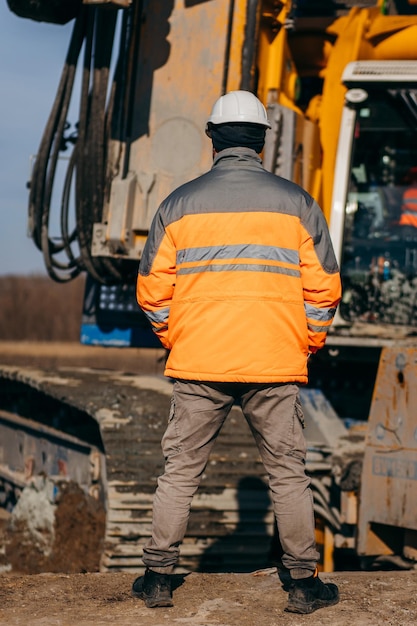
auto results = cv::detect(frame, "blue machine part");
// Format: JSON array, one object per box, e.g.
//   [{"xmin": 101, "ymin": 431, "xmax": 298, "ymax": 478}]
[{"xmin": 80, "ymin": 277, "xmax": 161, "ymax": 348}]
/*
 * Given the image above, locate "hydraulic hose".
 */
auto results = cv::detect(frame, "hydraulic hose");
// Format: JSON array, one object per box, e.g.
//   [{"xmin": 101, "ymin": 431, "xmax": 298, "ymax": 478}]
[
  {"xmin": 28, "ymin": 3, "xmax": 133, "ymax": 283},
  {"xmin": 75, "ymin": 5, "xmax": 123, "ymax": 283},
  {"xmin": 240, "ymin": 0, "xmax": 259, "ymax": 92},
  {"xmin": 28, "ymin": 7, "xmax": 87, "ymax": 281}
]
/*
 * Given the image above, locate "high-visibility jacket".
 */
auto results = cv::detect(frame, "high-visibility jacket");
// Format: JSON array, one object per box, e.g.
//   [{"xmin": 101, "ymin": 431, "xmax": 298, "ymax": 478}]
[
  {"xmin": 400, "ymin": 185, "xmax": 417, "ymax": 228},
  {"xmin": 137, "ymin": 147, "xmax": 341, "ymax": 383}
]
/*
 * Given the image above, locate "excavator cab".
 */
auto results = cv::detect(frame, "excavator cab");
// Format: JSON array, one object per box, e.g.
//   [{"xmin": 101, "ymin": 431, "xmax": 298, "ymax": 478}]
[{"xmin": 330, "ymin": 61, "xmax": 417, "ymax": 327}]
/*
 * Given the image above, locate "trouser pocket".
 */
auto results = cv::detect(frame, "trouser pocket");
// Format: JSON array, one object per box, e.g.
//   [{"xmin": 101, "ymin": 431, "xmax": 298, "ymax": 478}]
[
  {"xmin": 161, "ymin": 391, "xmax": 181, "ymax": 456},
  {"xmin": 290, "ymin": 396, "xmax": 306, "ymax": 459},
  {"xmin": 294, "ymin": 396, "xmax": 305, "ymax": 429}
]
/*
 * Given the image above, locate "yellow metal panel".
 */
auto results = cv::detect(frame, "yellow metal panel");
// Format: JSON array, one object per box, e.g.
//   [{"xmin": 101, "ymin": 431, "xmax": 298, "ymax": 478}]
[
  {"xmin": 357, "ymin": 347, "xmax": 417, "ymax": 556},
  {"xmin": 107, "ymin": 0, "xmax": 250, "ymax": 257}
]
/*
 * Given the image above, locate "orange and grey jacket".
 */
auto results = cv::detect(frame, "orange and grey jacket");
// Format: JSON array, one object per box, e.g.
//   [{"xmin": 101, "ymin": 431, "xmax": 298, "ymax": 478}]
[{"xmin": 137, "ymin": 148, "xmax": 341, "ymax": 383}]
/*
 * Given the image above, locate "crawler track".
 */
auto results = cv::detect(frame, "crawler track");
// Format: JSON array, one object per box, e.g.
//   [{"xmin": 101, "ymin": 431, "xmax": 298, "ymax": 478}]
[{"xmin": 0, "ymin": 365, "xmax": 351, "ymax": 573}]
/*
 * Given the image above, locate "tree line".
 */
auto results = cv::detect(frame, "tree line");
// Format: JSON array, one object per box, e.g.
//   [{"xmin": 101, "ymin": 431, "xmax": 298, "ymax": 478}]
[{"xmin": 0, "ymin": 275, "xmax": 86, "ymax": 341}]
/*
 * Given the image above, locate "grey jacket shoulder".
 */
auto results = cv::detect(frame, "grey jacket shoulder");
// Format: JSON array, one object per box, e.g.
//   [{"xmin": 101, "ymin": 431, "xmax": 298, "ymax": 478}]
[
  {"xmin": 140, "ymin": 147, "xmax": 339, "ymax": 275},
  {"xmin": 158, "ymin": 147, "xmax": 314, "ymax": 224}
]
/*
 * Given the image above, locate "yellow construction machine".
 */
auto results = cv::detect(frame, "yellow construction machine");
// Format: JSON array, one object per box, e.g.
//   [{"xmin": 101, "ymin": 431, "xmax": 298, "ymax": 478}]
[{"xmin": 2, "ymin": 0, "xmax": 417, "ymax": 573}]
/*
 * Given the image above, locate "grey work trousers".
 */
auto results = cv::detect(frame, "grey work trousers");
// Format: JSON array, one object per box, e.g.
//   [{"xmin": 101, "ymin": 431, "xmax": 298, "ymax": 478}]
[{"xmin": 142, "ymin": 380, "xmax": 319, "ymax": 579}]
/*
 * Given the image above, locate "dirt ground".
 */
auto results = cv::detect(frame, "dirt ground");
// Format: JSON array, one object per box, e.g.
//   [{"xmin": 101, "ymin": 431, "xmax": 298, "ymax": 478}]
[
  {"xmin": 1, "ymin": 569, "xmax": 417, "ymax": 626},
  {"xmin": 0, "ymin": 341, "xmax": 167, "ymax": 578},
  {"xmin": 1, "ymin": 342, "xmax": 417, "ymax": 625}
]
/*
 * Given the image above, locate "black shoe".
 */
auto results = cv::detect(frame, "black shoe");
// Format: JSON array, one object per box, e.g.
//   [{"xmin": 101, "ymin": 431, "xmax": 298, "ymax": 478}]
[
  {"xmin": 285, "ymin": 570, "xmax": 339, "ymax": 614},
  {"xmin": 277, "ymin": 565, "xmax": 292, "ymax": 592},
  {"xmin": 132, "ymin": 568, "xmax": 173, "ymax": 608}
]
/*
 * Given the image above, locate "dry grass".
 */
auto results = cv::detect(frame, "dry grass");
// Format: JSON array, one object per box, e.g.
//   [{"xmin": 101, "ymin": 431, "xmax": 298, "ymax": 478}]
[{"xmin": 0, "ymin": 274, "xmax": 85, "ymax": 341}]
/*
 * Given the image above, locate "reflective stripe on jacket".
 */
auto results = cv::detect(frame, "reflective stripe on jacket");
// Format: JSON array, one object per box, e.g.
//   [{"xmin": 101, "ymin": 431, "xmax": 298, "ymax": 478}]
[{"xmin": 137, "ymin": 147, "xmax": 341, "ymax": 383}]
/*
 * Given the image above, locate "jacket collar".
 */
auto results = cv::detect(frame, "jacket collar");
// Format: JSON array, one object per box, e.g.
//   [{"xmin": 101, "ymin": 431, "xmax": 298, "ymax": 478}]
[{"xmin": 212, "ymin": 147, "xmax": 263, "ymax": 168}]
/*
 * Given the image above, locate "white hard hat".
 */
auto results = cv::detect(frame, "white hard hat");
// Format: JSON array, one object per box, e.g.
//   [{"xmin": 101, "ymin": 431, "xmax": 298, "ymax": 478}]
[{"xmin": 207, "ymin": 90, "xmax": 271, "ymax": 128}]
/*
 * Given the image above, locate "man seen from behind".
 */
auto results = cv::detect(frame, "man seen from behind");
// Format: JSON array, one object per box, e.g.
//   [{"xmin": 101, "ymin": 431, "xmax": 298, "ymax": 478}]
[{"xmin": 134, "ymin": 90, "xmax": 342, "ymax": 614}]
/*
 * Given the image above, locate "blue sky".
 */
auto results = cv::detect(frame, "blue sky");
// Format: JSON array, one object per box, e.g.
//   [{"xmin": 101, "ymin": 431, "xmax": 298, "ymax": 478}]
[{"xmin": 0, "ymin": 4, "xmax": 73, "ymax": 275}]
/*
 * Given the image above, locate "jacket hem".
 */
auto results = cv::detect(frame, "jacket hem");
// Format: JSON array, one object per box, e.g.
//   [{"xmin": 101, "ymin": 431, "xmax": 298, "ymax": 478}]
[{"xmin": 164, "ymin": 369, "xmax": 308, "ymax": 384}]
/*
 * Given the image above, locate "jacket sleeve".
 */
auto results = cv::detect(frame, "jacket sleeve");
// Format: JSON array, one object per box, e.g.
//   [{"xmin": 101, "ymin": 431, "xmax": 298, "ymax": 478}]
[
  {"xmin": 300, "ymin": 198, "xmax": 342, "ymax": 352},
  {"xmin": 136, "ymin": 209, "xmax": 176, "ymax": 349}
]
